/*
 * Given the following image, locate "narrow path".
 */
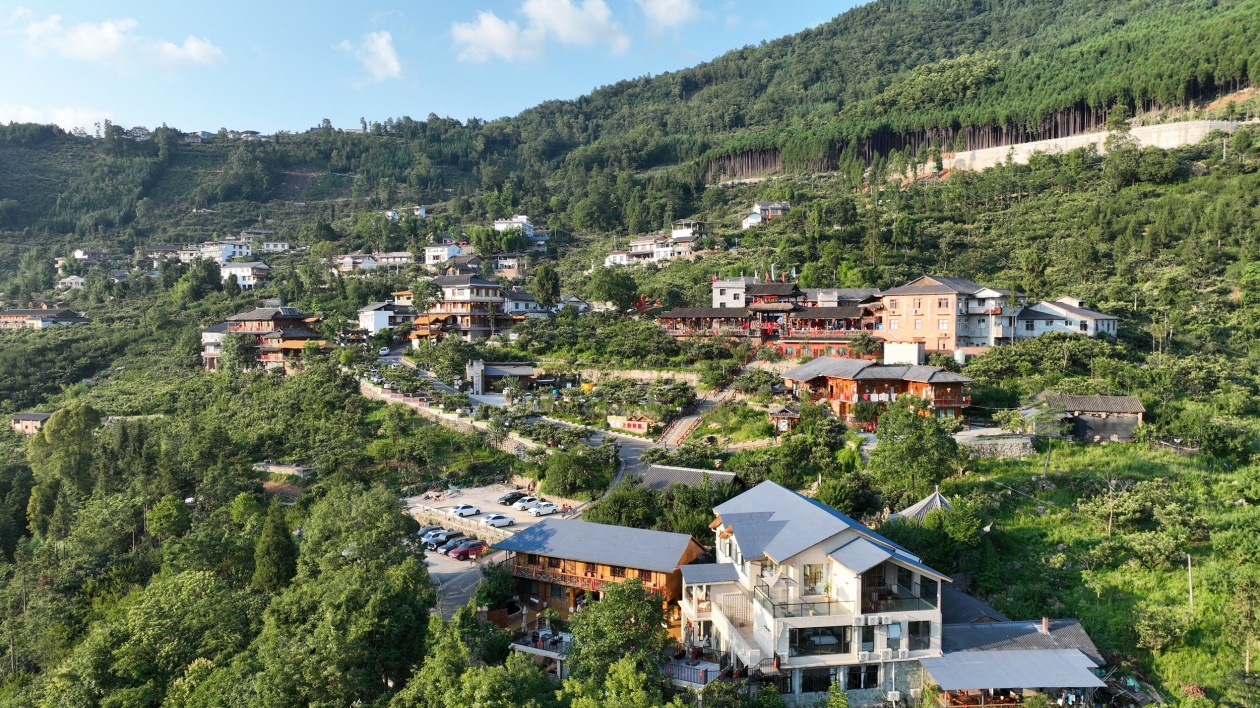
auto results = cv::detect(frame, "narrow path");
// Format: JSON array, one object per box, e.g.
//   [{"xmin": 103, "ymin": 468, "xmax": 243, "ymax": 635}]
[{"xmin": 663, "ymin": 389, "xmax": 732, "ymax": 449}]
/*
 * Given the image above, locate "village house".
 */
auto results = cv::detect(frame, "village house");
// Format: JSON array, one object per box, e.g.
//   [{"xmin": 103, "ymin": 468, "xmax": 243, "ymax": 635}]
[
  {"xmin": 680, "ymin": 480, "xmax": 949, "ymax": 704},
  {"xmin": 465, "ymin": 360, "xmax": 537, "ymax": 396},
  {"xmin": 73, "ymin": 248, "xmax": 111, "ymax": 263},
  {"xmin": 410, "ymin": 275, "xmax": 508, "ymax": 343},
  {"xmin": 146, "ymin": 245, "xmax": 182, "ymax": 260},
  {"xmin": 0, "ymin": 306, "xmax": 91, "ymax": 329},
  {"xmin": 493, "ymin": 214, "xmax": 535, "ymax": 239},
  {"xmin": 555, "ymin": 294, "xmax": 591, "ymax": 313},
  {"xmin": 445, "ymin": 254, "xmax": 485, "ymax": 276},
  {"xmin": 781, "ymin": 357, "xmax": 972, "ymax": 425},
  {"xmin": 603, "ymin": 251, "xmax": 631, "ymax": 267},
  {"xmin": 528, "ymin": 229, "xmax": 551, "ymax": 252},
  {"xmin": 373, "ymin": 251, "xmax": 415, "ymax": 270},
  {"xmin": 179, "ymin": 240, "xmax": 252, "ymax": 266},
  {"xmin": 768, "ymin": 404, "xmax": 801, "ymax": 433},
  {"xmin": 1026, "ymin": 393, "xmax": 1146, "ymax": 442},
  {"xmin": 494, "ymin": 518, "xmax": 705, "ymax": 620},
  {"xmin": 261, "ymin": 241, "xmax": 291, "ymax": 253},
  {"xmin": 741, "ymin": 201, "xmax": 790, "ymax": 230},
  {"xmin": 58, "ymin": 275, "xmax": 86, "ymax": 290},
  {"xmin": 11, "ymin": 412, "xmax": 52, "ymax": 435},
  {"xmin": 200, "ymin": 306, "xmax": 325, "ymax": 372},
  {"xmin": 636, "ymin": 464, "xmax": 738, "ymax": 493},
  {"xmin": 220, "ymin": 262, "xmax": 271, "ymax": 290},
  {"xmin": 357, "ymin": 301, "xmax": 419, "ymax": 335},
  {"xmin": 332, "ymin": 253, "xmax": 378, "ymax": 274},
  {"xmin": 488, "ymin": 253, "xmax": 526, "ymax": 279},
  {"xmin": 424, "ymin": 243, "xmax": 467, "ymax": 266},
  {"xmin": 877, "ymin": 276, "xmax": 1023, "ymax": 355},
  {"xmin": 671, "ymin": 219, "xmax": 707, "ymax": 241},
  {"xmin": 504, "ymin": 287, "xmax": 549, "ymax": 318},
  {"xmin": 1015, "ymin": 297, "xmax": 1118, "ymax": 339}
]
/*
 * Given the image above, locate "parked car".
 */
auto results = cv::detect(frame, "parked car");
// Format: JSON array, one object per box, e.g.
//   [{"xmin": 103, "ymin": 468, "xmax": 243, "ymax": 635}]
[
  {"xmin": 450, "ymin": 540, "xmax": 489, "ymax": 561},
  {"xmin": 497, "ymin": 491, "xmax": 527, "ymax": 505},
  {"xmin": 416, "ymin": 525, "xmax": 444, "ymax": 537},
  {"xmin": 420, "ymin": 528, "xmax": 450, "ymax": 545},
  {"xmin": 449, "ymin": 504, "xmax": 481, "ymax": 518},
  {"xmin": 528, "ymin": 502, "xmax": 559, "ymax": 517},
  {"xmin": 378, "ymin": 347, "xmax": 391, "ymax": 356},
  {"xmin": 425, "ymin": 531, "xmax": 463, "ymax": 550},
  {"xmin": 511, "ymin": 496, "xmax": 541, "ymax": 511},
  {"xmin": 435, "ymin": 535, "xmax": 471, "ymax": 555},
  {"xmin": 481, "ymin": 514, "xmax": 515, "ymax": 528}
]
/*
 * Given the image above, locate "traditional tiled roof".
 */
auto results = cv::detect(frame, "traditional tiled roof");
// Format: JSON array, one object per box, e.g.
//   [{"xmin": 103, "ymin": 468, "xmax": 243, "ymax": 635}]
[
  {"xmin": 788, "ymin": 306, "xmax": 864, "ymax": 319},
  {"xmin": 940, "ymin": 586, "xmax": 1011, "ymax": 625},
  {"xmin": 226, "ymin": 306, "xmax": 306, "ymax": 321},
  {"xmin": 1040, "ymin": 393, "xmax": 1145, "ymax": 414},
  {"xmin": 11, "ymin": 412, "xmax": 53, "ymax": 422},
  {"xmin": 638, "ymin": 465, "xmax": 736, "ymax": 492},
  {"xmin": 880, "ymin": 276, "xmax": 987, "ymax": 296},
  {"xmin": 941, "ymin": 619, "xmax": 1104, "ymax": 666},
  {"xmin": 432, "ymin": 275, "xmax": 498, "ymax": 287},
  {"xmin": 657, "ymin": 308, "xmax": 751, "ymax": 319},
  {"xmin": 781, "ymin": 358, "xmax": 972, "ymax": 385},
  {"xmin": 746, "ymin": 283, "xmax": 800, "ymax": 297},
  {"xmin": 1047, "ymin": 298, "xmax": 1117, "ymax": 320}
]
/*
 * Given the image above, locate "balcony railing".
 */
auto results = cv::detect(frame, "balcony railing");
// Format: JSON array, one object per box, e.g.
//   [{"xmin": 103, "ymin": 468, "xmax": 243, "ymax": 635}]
[
  {"xmin": 754, "ymin": 583, "xmax": 854, "ymax": 619},
  {"xmin": 931, "ymin": 396, "xmax": 972, "ymax": 406},
  {"xmin": 512, "ymin": 564, "xmax": 607, "ymax": 593}
]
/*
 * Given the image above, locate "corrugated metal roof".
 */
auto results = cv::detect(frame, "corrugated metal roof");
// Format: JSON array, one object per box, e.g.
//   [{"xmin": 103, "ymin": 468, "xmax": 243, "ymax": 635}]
[
  {"xmin": 940, "ymin": 586, "xmax": 1010, "ymax": 624},
  {"xmin": 1042, "ymin": 394, "xmax": 1145, "ymax": 414},
  {"xmin": 943, "ymin": 619, "xmax": 1104, "ymax": 665},
  {"xmin": 680, "ymin": 563, "xmax": 740, "ymax": 584},
  {"xmin": 490, "ymin": 518, "xmax": 699, "ymax": 573},
  {"xmin": 921, "ymin": 649, "xmax": 1105, "ymax": 690},
  {"xmin": 828, "ymin": 538, "xmax": 891, "ymax": 574},
  {"xmin": 638, "ymin": 465, "xmax": 736, "ymax": 492}
]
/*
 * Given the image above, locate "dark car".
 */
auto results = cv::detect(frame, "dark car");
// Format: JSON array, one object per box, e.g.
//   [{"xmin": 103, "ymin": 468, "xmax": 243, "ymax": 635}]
[
  {"xmin": 425, "ymin": 531, "xmax": 463, "ymax": 550},
  {"xmin": 497, "ymin": 491, "xmax": 527, "ymax": 505},
  {"xmin": 435, "ymin": 535, "xmax": 471, "ymax": 555},
  {"xmin": 450, "ymin": 540, "xmax": 489, "ymax": 561},
  {"xmin": 416, "ymin": 525, "xmax": 444, "ymax": 538}
]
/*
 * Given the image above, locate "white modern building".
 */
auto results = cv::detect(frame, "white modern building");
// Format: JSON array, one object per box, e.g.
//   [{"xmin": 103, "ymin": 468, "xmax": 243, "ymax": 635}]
[
  {"xmin": 493, "ymin": 215, "xmax": 535, "ymax": 239},
  {"xmin": 221, "ymin": 262, "xmax": 271, "ymax": 289},
  {"xmin": 424, "ymin": 243, "xmax": 467, "ymax": 266},
  {"xmin": 1015, "ymin": 297, "xmax": 1119, "ymax": 339},
  {"xmin": 358, "ymin": 301, "xmax": 419, "ymax": 335},
  {"xmin": 680, "ymin": 481, "xmax": 947, "ymax": 705}
]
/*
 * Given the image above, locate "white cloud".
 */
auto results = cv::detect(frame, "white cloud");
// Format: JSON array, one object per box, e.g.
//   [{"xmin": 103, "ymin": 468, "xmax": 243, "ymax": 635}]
[
  {"xmin": 11, "ymin": 9, "xmax": 225, "ymax": 70},
  {"xmin": 451, "ymin": 12, "xmax": 539, "ymax": 63},
  {"xmin": 451, "ymin": 0, "xmax": 629, "ymax": 64},
  {"xmin": 0, "ymin": 104, "xmax": 112, "ymax": 132},
  {"xmin": 635, "ymin": 0, "xmax": 701, "ymax": 30},
  {"xmin": 337, "ymin": 31, "xmax": 403, "ymax": 83}
]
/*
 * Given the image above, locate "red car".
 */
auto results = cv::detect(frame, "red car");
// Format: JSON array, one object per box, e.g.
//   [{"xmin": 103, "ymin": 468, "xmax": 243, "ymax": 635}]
[{"xmin": 449, "ymin": 540, "xmax": 488, "ymax": 561}]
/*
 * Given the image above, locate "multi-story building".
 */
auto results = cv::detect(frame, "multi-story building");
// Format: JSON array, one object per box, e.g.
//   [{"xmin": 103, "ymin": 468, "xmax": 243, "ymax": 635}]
[
  {"xmin": 489, "ymin": 253, "xmax": 527, "ymax": 279},
  {"xmin": 11, "ymin": 412, "xmax": 52, "ymax": 435},
  {"xmin": 424, "ymin": 243, "xmax": 467, "ymax": 266},
  {"xmin": 200, "ymin": 306, "xmax": 324, "ymax": 371},
  {"xmin": 493, "ymin": 518, "xmax": 705, "ymax": 620},
  {"xmin": 877, "ymin": 276, "xmax": 1022, "ymax": 353},
  {"xmin": 494, "ymin": 215, "xmax": 535, "ymax": 239},
  {"xmin": 332, "ymin": 253, "xmax": 378, "ymax": 274},
  {"xmin": 410, "ymin": 275, "xmax": 507, "ymax": 343},
  {"xmin": 373, "ymin": 251, "xmax": 415, "ymax": 270},
  {"xmin": 781, "ymin": 357, "xmax": 972, "ymax": 424},
  {"xmin": 504, "ymin": 287, "xmax": 549, "ymax": 318},
  {"xmin": 0, "ymin": 306, "xmax": 90, "ymax": 329},
  {"xmin": 357, "ymin": 301, "xmax": 419, "ymax": 335},
  {"xmin": 680, "ymin": 481, "xmax": 948, "ymax": 705},
  {"xmin": 1015, "ymin": 297, "xmax": 1118, "ymax": 339},
  {"xmin": 179, "ymin": 240, "xmax": 252, "ymax": 265},
  {"xmin": 220, "ymin": 262, "xmax": 271, "ymax": 289}
]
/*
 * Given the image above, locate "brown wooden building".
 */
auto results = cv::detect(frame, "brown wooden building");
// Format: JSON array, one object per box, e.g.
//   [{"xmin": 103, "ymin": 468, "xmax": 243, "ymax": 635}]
[
  {"xmin": 782, "ymin": 357, "xmax": 972, "ymax": 425},
  {"xmin": 492, "ymin": 518, "xmax": 706, "ymax": 619}
]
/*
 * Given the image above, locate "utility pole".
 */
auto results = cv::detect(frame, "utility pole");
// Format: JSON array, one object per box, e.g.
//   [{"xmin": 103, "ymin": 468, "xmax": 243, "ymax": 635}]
[{"xmin": 1188, "ymin": 553, "xmax": 1195, "ymax": 615}]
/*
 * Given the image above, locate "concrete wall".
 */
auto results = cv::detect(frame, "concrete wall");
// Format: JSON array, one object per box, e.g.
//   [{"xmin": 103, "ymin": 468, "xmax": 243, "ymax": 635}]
[
  {"xmin": 939, "ymin": 120, "xmax": 1240, "ymax": 174},
  {"xmin": 549, "ymin": 367, "xmax": 704, "ymax": 386},
  {"xmin": 962, "ymin": 435, "xmax": 1035, "ymax": 459},
  {"xmin": 359, "ymin": 380, "xmax": 538, "ymax": 459}
]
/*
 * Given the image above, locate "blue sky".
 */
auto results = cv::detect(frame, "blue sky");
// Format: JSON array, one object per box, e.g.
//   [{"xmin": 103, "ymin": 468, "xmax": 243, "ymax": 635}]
[{"xmin": 0, "ymin": 0, "xmax": 860, "ymax": 134}]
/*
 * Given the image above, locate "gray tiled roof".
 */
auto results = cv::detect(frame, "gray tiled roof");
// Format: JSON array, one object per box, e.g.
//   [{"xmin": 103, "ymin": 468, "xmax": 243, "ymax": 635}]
[
  {"xmin": 432, "ymin": 275, "xmax": 498, "ymax": 287},
  {"xmin": 942, "ymin": 619, "xmax": 1104, "ymax": 665},
  {"xmin": 1048, "ymin": 299, "xmax": 1117, "ymax": 320},
  {"xmin": 11, "ymin": 412, "xmax": 52, "ymax": 422},
  {"xmin": 781, "ymin": 358, "xmax": 972, "ymax": 385},
  {"xmin": 921, "ymin": 649, "xmax": 1105, "ymax": 691},
  {"xmin": 658, "ymin": 308, "xmax": 751, "ymax": 319},
  {"xmin": 226, "ymin": 307, "xmax": 306, "ymax": 321},
  {"xmin": 1041, "ymin": 393, "xmax": 1145, "ymax": 415},
  {"xmin": 681, "ymin": 563, "xmax": 740, "ymax": 584},
  {"xmin": 881, "ymin": 275, "xmax": 987, "ymax": 296},
  {"xmin": 491, "ymin": 518, "xmax": 699, "ymax": 573},
  {"xmin": 787, "ymin": 306, "xmax": 864, "ymax": 319},
  {"xmin": 638, "ymin": 465, "xmax": 736, "ymax": 492}
]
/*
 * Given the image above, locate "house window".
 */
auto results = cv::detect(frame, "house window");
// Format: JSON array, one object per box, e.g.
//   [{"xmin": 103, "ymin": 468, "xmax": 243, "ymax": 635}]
[
  {"xmin": 610, "ymin": 566, "xmax": 626, "ymax": 578},
  {"xmin": 888, "ymin": 299, "xmax": 898, "ymax": 310},
  {"xmin": 789, "ymin": 626, "xmax": 851, "ymax": 657},
  {"xmin": 1080, "ymin": 321, "xmax": 1088, "ymax": 331},
  {"xmin": 887, "ymin": 623, "xmax": 901, "ymax": 650},
  {"xmin": 912, "ymin": 298, "xmax": 922, "ymax": 309},
  {"xmin": 785, "ymin": 347, "xmax": 794, "ymax": 355},
  {"xmin": 803, "ymin": 564, "xmax": 824, "ymax": 595},
  {"xmin": 1025, "ymin": 321, "xmax": 1034, "ymax": 332},
  {"xmin": 920, "ymin": 577, "xmax": 939, "ymax": 603},
  {"xmin": 547, "ymin": 557, "xmax": 561, "ymax": 569},
  {"xmin": 937, "ymin": 319, "xmax": 948, "ymax": 330},
  {"xmin": 584, "ymin": 562, "xmax": 596, "ymax": 576},
  {"xmin": 897, "ymin": 567, "xmax": 913, "ymax": 592},
  {"xmin": 846, "ymin": 664, "xmax": 880, "ymax": 690},
  {"xmin": 914, "ymin": 319, "xmax": 923, "ymax": 330},
  {"xmin": 719, "ymin": 289, "xmax": 726, "ymax": 296},
  {"xmin": 908, "ymin": 621, "xmax": 931, "ymax": 651},
  {"xmin": 860, "ymin": 626, "xmax": 875, "ymax": 652},
  {"xmin": 552, "ymin": 582, "xmax": 565, "ymax": 597},
  {"xmin": 801, "ymin": 668, "xmax": 834, "ymax": 693},
  {"xmin": 937, "ymin": 298, "xmax": 949, "ymax": 309},
  {"xmin": 733, "ymin": 293, "xmax": 741, "ymax": 300},
  {"xmin": 889, "ymin": 319, "xmax": 900, "ymax": 330},
  {"xmin": 526, "ymin": 554, "xmax": 540, "ymax": 566}
]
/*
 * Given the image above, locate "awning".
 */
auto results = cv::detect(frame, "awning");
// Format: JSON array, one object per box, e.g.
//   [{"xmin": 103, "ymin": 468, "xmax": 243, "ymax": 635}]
[{"xmin": 920, "ymin": 649, "xmax": 1105, "ymax": 691}]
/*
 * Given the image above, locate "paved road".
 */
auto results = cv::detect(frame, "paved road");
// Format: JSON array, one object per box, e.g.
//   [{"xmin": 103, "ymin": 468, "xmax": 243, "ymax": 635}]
[
  {"xmin": 662, "ymin": 389, "xmax": 732, "ymax": 449},
  {"xmin": 427, "ymin": 549, "xmax": 506, "ymax": 618}
]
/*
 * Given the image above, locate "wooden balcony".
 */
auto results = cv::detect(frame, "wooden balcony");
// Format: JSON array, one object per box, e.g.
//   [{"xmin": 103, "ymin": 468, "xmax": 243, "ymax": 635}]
[{"xmin": 512, "ymin": 564, "xmax": 607, "ymax": 593}]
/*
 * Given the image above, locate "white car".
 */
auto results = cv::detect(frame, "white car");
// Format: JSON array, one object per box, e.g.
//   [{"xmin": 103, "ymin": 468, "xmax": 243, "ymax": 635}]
[
  {"xmin": 511, "ymin": 496, "xmax": 541, "ymax": 511},
  {"xmin": 481, "ymin": 514, "xmax": 515, "ymax": 528},
  {"xmin": 449, "ymin": 504, "xmax": 481, "ymax": 517},
  {"xmin": 378, "ymin": 347, "xmax": 391, "ymax": 356},
  {"xmin": 528, "ymin": 502, "xmax": 559, "ymax": 517}
]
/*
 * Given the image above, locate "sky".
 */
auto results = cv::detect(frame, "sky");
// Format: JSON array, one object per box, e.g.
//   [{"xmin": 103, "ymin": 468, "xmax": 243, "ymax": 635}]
[{"xmin": 0, "ymin": 0, "xmax": 861, "ymax": 135}]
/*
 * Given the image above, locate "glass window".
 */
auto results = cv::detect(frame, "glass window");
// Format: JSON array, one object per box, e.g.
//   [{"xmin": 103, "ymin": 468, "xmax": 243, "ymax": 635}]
[
  {"xmin": 801, "ymin": 668, "xmax": 833, "ymax": 693},
  {"xmin": 912, "ymin": 298, "xmax": 922, "ymax": 309},
  {"xmin": 846, "ymin": 664, "xmax": 880, "ymax": 689},
  {"xmin": 1080, "ymin": 321, "xmax": 1088, "ymax": 331},
  {"xmin": 914, "ymin": 319, "xmax": 923, "ymax": 330},
  {"xmin": 937, "ymin": 319, "xmax": 948, "ymax": 330},
  {"xmin": 897, "ymin": 567, "xmax": 913, "ymax": 592},
  {"xmin": 734, "ymin": 293, "xmax": 741, "ymax": 300},
  {"xmin": 908, "ymin": 621, "xmax": 931, "ymax": 651},
  {"xmin": 610, "ymin": 566, "xmax": 626, "ymax": 578},
  {"xmin": 887, "ymin": 623, "xmax": 901, "ymax": 650},
  {"xmin": 937, "ymin": 298, "xmax": 948, "ymax": 309},
  {"xmin": 860, "ymin": 626, "xmax": 875, "ymax": 652},
  {"xmin": 526, "ymin": 554, "xmax": 539, "ymax": 566},
  {"xmin": 1025, "ymin": 321, "xmax": 1034, "ymax": 331},
  {"xmin": 788, "ymin": 626, "xmax": 851, "ymax": 657},
  {"xmin": 547, "ymin": 557, "xmax": 561, "ymax": 568},
  {"xmin": 889, "ymin": 319, "xmax": 900, "ymax": 330},
  {"xmin": 803, "ymin": 564, "xmax": 825, "ymax": 595},
  {"xmin": 920, "ymin": 577, "xmax": 939, "ymax": 603},
  {"xmin": 888, "ymin": 299, "xmax": 898, "ymax": 310}
]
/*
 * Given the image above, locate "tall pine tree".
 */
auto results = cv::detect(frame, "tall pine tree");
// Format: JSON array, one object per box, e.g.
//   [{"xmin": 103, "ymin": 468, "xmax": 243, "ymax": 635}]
[{"xmin": 252, "ymin": 500, "xmax": 297, "ymax": 592}]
